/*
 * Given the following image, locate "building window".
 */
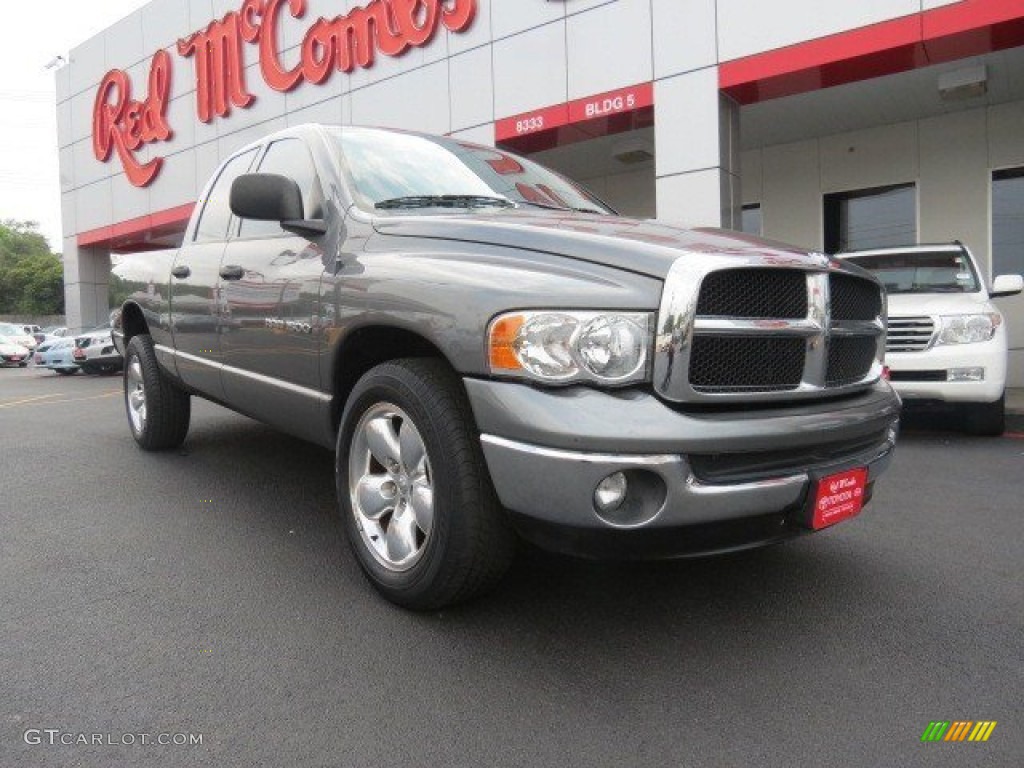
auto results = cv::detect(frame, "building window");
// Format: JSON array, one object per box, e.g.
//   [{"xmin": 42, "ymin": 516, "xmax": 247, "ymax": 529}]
[
  {"xmin": 741, "ymin": 204, "xmax": 762, "ymax": 236},
  {"xmin": 823, "ymin": 183, "xmax": 916, "ymax": 253},
  {"xmin": 993, "ymin": 168, "xmax": 1024, "ymax": 277}
]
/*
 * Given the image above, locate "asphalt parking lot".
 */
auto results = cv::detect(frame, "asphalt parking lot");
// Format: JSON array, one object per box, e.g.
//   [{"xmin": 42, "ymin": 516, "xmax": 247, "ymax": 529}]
[{"xmin": 2, "ymin": 365, "xmax": 1022, "ymax": 767}]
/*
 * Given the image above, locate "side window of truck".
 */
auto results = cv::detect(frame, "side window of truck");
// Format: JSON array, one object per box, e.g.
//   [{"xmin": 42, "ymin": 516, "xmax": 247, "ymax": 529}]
[
  {"xmin": 193, "ymin": 148, "xmax": 259, "ymax": 242},
  {"xmin": 238, "ymin": 139, "xmax": 324, "ymax": 239}
]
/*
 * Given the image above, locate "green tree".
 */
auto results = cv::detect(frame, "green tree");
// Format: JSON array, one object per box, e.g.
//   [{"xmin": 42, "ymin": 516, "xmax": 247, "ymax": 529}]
[{"xmin": 0, "ymin": 220, "xmax": 64, "ymax": 315}]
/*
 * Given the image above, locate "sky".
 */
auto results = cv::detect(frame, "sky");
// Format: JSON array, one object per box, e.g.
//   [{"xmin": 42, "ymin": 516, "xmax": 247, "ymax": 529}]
[{"xmin": 0, "ymin": 0, "xmax": 151, "ymax": 254}]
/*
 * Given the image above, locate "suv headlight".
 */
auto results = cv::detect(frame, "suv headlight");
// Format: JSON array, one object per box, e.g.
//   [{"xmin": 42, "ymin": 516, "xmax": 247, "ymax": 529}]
[
  {"xmin": 936, "ymin": 313, "xmax": 1001, "ymax": 345},
  {"xmin": 488, "ymin": 310, "xmax": 651, "ymax": 385}
]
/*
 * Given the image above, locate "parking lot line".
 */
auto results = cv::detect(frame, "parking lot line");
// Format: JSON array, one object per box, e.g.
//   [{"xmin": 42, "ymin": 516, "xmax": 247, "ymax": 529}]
[
  {"xmin": 0, "ymin": 390, "xmax": 119, "ymax": 409},
  {"xmin": 0, "ymin": 393, "xmax": 63, "ymax": 408}
]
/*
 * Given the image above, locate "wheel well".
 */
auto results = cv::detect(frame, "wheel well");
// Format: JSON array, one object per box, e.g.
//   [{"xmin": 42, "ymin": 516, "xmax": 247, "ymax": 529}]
[
  {"xmin": 331, "ymin": 326, "xmax": 449, "ymax": 428},
  {"xmin": 121, "ymin": 302, "xmax": 149, "ymax": 344}
]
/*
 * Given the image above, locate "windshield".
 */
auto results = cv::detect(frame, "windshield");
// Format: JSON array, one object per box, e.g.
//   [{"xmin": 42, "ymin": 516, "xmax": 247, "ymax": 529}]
[
  {"xmin": 0, "ymin": 322, "xmax": 26, "ymax": 335},
  {"xmin": 328, "ymin": 127, "xmax": 612, "ymax": 215},
  {"xmin": 846, "ymin": 250, "xmax": 981, "ymax": 294}
]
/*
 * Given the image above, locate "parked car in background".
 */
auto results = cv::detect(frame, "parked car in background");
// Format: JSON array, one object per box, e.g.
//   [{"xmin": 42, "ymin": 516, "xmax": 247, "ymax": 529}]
[
  {"xmin": 34, "ymin": 337, "xmax": 79, "ymax": 375},
  {"xmin": 0, "ymin": 336, "xmax": 30, "ymax": 367},
  {"xmin": 41, "ymin": 326, "xmax": 70, "ymax": 340},
  {"xmin": 0, "ymin": 323, "xmax": 39, "ymax": 355},
  {"xmin": 840, "ymin": 243, "xmax": 1023, "ymax": 435},
  {"xmin": 72, "ymin": 326, "xmax": 123, "ymax": 374}
]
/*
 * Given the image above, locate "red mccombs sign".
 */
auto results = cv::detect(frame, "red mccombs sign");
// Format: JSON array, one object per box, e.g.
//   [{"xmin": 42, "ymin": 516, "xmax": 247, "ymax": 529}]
[{"xmin": 92, "ymin": 0, "xmax": 477, "ymax": 187}]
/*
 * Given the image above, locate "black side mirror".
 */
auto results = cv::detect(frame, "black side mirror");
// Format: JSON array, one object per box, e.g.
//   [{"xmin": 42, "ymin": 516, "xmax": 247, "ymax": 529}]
[
  {"xmin": 230, "ymin": 173, "xmax": 303, "ymax": 221},
  {"xmin": 230, "ymin": 174, "xmax": 328, "ymax": 235}
]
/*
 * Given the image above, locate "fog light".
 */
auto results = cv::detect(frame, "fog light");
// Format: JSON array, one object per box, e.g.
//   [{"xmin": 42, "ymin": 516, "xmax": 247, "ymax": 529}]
[
  {"xmin": 594, "ymin": 472, "xmax": 628, "ymax": 513},
  {"xmin": 947, "ymin": 367, "xmax": 984, "ymax": 382}
]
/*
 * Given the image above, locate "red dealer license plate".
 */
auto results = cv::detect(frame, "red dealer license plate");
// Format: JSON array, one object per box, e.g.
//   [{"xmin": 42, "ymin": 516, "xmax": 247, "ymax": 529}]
[{"xmin": 808, "ymin": 468, "xmax": 868, "ymax": 530}]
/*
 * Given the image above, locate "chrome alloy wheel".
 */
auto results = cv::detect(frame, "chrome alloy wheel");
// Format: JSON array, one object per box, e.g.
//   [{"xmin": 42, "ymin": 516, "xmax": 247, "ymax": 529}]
[
  {"xmin": 348, "ymin": 403, "xmax": 434, "ymax": 572},
  {"xmin": 126, "ymin": 357, "xmax": 147, "ymax": 435}
]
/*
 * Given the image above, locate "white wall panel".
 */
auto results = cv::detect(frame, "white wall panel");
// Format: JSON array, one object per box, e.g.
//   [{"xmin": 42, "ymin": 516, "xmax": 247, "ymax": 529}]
[
  {"xmin": 450, "ymin": 0, "xmax": 492, "ymax": 55},
  {"xmin": 653, "ymin": 0, "xmax": 717, "ymax": 79},
  {"xmin": 654, "ymin": 68, "xmax": 720, "ymax": 177},
  {"xmin": 919, "ymin": 109, "xmax": 988, "ymax": 262},
  {"xmin": 350, "ymin": 61, "xmax": 451, "ymax": 136},
  {"xmin": 75, "ymin": 179, "xmax": 114, "ymax": 233},
  {"xmin": 56, "ymin": 101, "xmax": 73, "ymax": 151},
  {"xmin": 194, "ymin": 141, "xmax": 223, "ymax": 197},
  {"xmin": 69, "ymin": 34, "xmax": 104, "ymax": 97},
  {"xmin": 112, "ymin": 179, "xmax": 152, "ymax": 224},
  {"xmin": 493, "ymin": 22, "xmax": 567, "ymax": 117},
  {"xmin": 69, "ymin": 90, "xmax": 97, "ymax": 147},
  {"xmin": 285, "ymin": 97, "xmax": 345, "ymax": 128},
  {"xmin": 492, "ymin": 0, "xmax": 563, "ymax": 39},
  {"xmin": 760, "ymin": 138, "xmax": 820, "ymax": 250},
  {"xmin": 567, "ymin": 0, "xmax": 651, "ymax": 99},
  {"xmin": 58, "ymin": 146, "xmax": 75, "ymax": 195},
  {"xmin": 656, "ymin": 170, "xmax": 723, "ymax": 227},
  {"xmin": 819, "ymin": 123, "xmax": 919, "ymax": 192},
  {"xmin": 285, "ymin": 75, "xmax": 346, "ymax": 114},
  {"xmin": 163, "ymin": 94, "xmax": 199, "ymax": 159},
  {"xmin": 989, "ymin": 101, "xmax": 1024, "ymax": 171},
  {"xmin": 55, "ymin": 62, "xmax": 72, "ymax": 106},
  {"xmin": 72, "ymin": 139, "xmax": 108, "ymax": 189},
  {"xmin": 450, "ymin": 123, "xmax": 495, "ymax": 145},
  {"xmin": 450, "ymin": 46, "xmax": 494, "ymax": 131},
  {"xmin": 142, "ymin": 0, "xmax": 193, "ymax": 55},
  {"xmin": 922, "ymin": 0, "xmax": 961, "ymax": 9},
  {"xmin": 217, "ymin": 118, "xmax": 287, "ymax": 158},
  {"xmin": 188, "ymin": 0, "xmax": 214, "ymax": 32},
  {"xmin": 60, "ymin": 190, "xmax": 77, "ymax": 240},
  {"xmin": 104, "ymin": 13, "xmax": 146, "ymax": 71},
  {"xmin": 717, "ymin": 0, "xmax": 919, "ymax": 62},
  {"xmin": 150, "ymin": 149, "xmax": 198, "ymax": 213}
]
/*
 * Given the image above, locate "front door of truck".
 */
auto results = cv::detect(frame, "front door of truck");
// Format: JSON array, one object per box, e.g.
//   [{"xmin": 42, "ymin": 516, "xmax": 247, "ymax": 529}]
[
  {"xmin": 218, "ymin": 138, "xmax": 326, "ymax": 434},
  {"xmin": 169, "ymin": 148, "xmax": 258, "ymax": 400}
]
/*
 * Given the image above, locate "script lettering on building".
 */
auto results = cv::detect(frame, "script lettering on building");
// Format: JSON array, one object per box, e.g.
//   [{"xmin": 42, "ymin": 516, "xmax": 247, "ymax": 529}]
[{"xmin": 92, "ymin": 0, "xmax": 477, "ymax": 186}]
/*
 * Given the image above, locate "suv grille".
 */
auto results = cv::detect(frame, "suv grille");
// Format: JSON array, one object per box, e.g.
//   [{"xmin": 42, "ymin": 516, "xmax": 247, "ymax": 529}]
[
  {"xmin": 886, "ymin": 316, "xmax": 934, "ymax": 352},
  {"xmin": 654, "ymin": 257, "xmax": 885, "ymax": 403}
]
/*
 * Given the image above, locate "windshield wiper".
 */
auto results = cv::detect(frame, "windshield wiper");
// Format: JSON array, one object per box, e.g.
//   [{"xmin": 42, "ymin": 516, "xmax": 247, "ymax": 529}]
[
  {"xmin": 517, "ymin": 199, "xmax": 606, "ymax": 215},
  {"xmin": 375, "ymin": 195, "xmax": 514, "ymax": 210}
]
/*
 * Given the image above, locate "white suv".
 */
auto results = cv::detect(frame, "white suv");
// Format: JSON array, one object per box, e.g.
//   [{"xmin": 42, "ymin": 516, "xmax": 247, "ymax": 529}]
[{"xmin": 841, "ymin": 243, "xmax": 1022, "ymax": 435}]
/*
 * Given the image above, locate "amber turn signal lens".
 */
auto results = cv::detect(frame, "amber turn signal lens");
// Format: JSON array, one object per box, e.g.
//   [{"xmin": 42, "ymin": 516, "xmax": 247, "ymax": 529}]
[{"xmin": 488, "ymin": 314, "xmax": 524, "ymax": 371}]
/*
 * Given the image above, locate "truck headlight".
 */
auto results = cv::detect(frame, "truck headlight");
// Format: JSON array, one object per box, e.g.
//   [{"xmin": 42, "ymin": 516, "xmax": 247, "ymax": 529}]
[
  {"xmin": 488, "ymin": 310, "xmax": 651, "ymax": 385},
  {"xmin": 936, "ymin": 313, "xmax": 1000, "ymax": 345}
]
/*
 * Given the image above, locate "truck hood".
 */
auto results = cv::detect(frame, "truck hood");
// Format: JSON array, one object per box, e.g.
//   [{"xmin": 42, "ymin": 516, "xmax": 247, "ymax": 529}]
[
  {"xmin": 370, "ymin": 208, "xmax": 828, "ymax": 279},
  {"xmin": 886, "ymin": 291, "xmax": 993, "ymax": 317}
]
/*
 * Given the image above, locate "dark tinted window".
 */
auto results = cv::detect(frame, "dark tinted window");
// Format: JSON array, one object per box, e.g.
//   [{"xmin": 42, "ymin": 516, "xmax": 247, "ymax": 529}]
[
  {"xmin": 239, "ymin": 139, "xmax": 323, "ymax": 238},
  {"xmin": 993, "ymin": 168, "xmax": 1024, "ymax": 277},
  {"xmin": 824, "ymin": 184, "xmax": 916, "ymax": 253},
  {"xmin": 741, "ymin": 204, "xmax": 762, "ymax": 236},
  {"xmin": 193, "ymin": 149, "xmax": 258, "ymax": 242}
]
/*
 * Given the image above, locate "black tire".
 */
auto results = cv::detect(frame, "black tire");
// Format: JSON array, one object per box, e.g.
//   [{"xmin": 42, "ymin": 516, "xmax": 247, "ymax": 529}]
[
  {"xmin": 18, "ymin": 362, "xmax": 27, "ymax": 367},
  {"xmin": 56, "ymin": 368, "xmax": 78, "ymax": 375},
  {"xmin": 962, "ymin": 395, "xmax": 1005, "ymax": 436},
  {"xmin": 336, "ymin": 358, "xmax": 514, "ymax": 610},
  {"xmin": 80, "ymin": 364, "xmax": 97, "ymax": 375},
  {"xmin": 124, "ymin": 334, "xmax": 191, "ymax": 450}
]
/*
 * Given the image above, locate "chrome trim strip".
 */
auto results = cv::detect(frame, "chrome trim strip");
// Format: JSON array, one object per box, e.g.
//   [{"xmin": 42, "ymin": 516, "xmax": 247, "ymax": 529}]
[
  {"xmin": 686, "ymin": 472, "xmax": 808, "ymax": 496},
  {"xmin": 480, "ymin": 434, "xmax": 680, "ymax": 466},
  {"xmin": 156, "ymin": 344, "xmax": 332, "ymax": 403},
  {"xmin": 693, "ymin": 318, "xmax": 821, "ymax": 337}
]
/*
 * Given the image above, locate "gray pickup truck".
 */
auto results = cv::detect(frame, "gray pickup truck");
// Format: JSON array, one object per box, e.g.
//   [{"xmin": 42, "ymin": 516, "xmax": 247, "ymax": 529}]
[{"xmin": 112, "ymin": 124, "xmax": 901, "ymax": 609}]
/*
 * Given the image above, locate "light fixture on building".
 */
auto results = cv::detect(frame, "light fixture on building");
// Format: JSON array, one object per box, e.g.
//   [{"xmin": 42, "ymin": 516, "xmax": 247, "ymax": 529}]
[
  {"xmin": 938, "ymin": 64, "xmax": 987, "ymax": 101},
  {"xmin": 44, "ymin": 55, "xmax": 67, "ymax": 70},
  {"xmin": 611, "ymin": 137, "xmax": 654, "ymax": 165}
]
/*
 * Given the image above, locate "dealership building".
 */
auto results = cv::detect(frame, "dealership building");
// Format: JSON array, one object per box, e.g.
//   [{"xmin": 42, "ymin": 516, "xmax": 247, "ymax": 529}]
[{"xmin": 56, "ymin": 0, "xmax": 1024, "ymax": 383}]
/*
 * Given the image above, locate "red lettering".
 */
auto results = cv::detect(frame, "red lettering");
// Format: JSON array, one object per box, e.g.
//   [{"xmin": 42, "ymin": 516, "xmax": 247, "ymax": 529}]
[
  {"xmin": 177, "ymin": 11, "xmax": 255, "ymax": 122},
  {"xmin": 258, "ymin": 0, "xmax": 306, "ymax": 92},
  {"xmin": 92, "ymin": 50, "xmax": 173, "ymax": 188}
]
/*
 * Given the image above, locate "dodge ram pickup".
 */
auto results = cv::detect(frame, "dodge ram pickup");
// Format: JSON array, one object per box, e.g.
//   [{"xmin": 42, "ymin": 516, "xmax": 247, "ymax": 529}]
[{"xmin": 112, "ymin": 124, "xmax": 901, "ymax": 609}]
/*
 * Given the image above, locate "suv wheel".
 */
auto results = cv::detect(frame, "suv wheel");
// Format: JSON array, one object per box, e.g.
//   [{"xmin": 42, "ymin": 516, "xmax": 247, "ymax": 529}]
[
  {"xmin": 337, "ymin": 358, "xmax": 514, "ymax": 610},
  {"xmin": 124, "ymin": 334, "xmax": 191, "ymax": 450},
  {"xmin": 962, "ymin": 395, "xmax": 1005, "ymax": 436}
]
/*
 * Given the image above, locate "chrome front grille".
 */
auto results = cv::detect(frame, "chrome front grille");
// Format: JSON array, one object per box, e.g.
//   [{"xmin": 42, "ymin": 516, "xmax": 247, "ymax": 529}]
[
  {"xmin": 886, "ymin": 316, "xmax": 935, "ymax": 352},
  {"xmin": 654, "ymin": 254, "xmax": 886, "ymax": 403}
]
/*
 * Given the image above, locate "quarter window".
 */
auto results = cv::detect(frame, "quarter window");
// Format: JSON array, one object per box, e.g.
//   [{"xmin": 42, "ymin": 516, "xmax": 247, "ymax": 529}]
[
  {"xmin": 239, "ymin": 139, "xmax": 324, "ymax": 238},
  {"xmin": 193, "ymin": 149, "xmax": 258, "ymax": 242}
]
